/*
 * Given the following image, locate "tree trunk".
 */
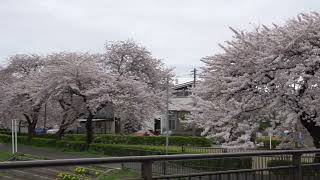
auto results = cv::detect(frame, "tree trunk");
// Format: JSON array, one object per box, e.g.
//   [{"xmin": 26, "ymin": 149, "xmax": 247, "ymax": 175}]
[
  {"xmin": 56, "ymin": 128, "xmax": 66, "ymax": 140},
  {"xmin": 85, "ymin": 113, "xmax": 94, "ymax": 145},
  {"xmin": 299, "ymin": 113, "xmax": 320, "ymax": 162},
  {"xmin": 27, "ymin": 122, "xmax": 36, "ymax": 143},
  {"xmin": 299, "ymin": 115, "xmax": 320, "ymax": 148},
  {"xmin": 23, "ymin": 114, "xmax": 37, "ymax": 142},
  {"xmin": 56, "ymin": 114, "xmax": 68, "ymax": 140}
]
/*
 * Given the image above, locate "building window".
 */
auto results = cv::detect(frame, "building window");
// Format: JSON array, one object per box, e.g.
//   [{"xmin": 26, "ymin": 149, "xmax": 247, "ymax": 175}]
[
  {"xmin": 168, "ymin": 111, "xmax": 177, "ymax": 130},
  {"xmin": 169, "ymin": 119, "xmax": 176, "ymax": 130}
]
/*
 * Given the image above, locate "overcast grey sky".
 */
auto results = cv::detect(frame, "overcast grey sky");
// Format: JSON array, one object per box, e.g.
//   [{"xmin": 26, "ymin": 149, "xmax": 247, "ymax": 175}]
[{"xmin": 1, "ymin": 0, "xmax": 320, "ymax": 79}]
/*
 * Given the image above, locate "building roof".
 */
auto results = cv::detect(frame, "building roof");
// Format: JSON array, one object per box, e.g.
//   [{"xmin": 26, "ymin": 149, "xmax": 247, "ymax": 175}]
[{"xmin": 173, "ymin": 81, "xmax": 194, "ymax": 90}]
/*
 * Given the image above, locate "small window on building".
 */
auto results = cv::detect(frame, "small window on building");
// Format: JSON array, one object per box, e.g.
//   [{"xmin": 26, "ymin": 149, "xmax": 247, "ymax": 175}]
[
  {"xmin": 168, "ymin": 111, "xmax": 177, "ymax": 130},
  {"xmin": 169, "ymin": 119, "xmax": 176, "ymax": 130}
]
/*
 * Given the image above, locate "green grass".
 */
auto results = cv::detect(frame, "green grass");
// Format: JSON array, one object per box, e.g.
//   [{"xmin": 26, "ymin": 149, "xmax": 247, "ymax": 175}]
[
  {"xmin": 0, "ymin": 152, "xmax": 12, "ymax": 162},
  {"xmin": 0, "ymin": 172, "xmax": 9, "ymax": 178},
  {"xmin": 98, "ymin": 169, "xmax": 140, "ymax": 180}
]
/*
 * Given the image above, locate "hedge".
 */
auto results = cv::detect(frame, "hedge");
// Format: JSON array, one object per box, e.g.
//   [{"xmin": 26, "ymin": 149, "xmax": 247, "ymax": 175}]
[
  {"xmin": 90, "ymin": 144, "xmax": 165, "ymax": 156},
  {"xmin": 256, "ymin": 136, "xmax": 282, "ymax": 149},
  {"xmin": 64, "ymin": 134, "xmax": 212, "ymax": 147},
  {"xmin": 0, "ymin": 134, "xmax": 56, "ymax": 148},
  {"xmin": 0, "ymin": 131, "xmax": 212, "ymax": 147},
  {"xmin": 0, "ymin": 134, "xmax": 182, "ymax": 156},
  {"xmin": 0, "ymin": 131, "xmax": 57, "ymax": 139},
  {"xmin": 0, "ymin": 134, "xmax": 11, "ymax": 143},
  {"xmin": 56, "ymin": 141, "xmax": 88, "ymax": 152}
]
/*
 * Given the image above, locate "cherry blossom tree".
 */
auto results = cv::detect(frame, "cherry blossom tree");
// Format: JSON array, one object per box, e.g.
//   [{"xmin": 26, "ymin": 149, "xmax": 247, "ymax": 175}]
[
  {"xmin": 0, "ymin": 40, "xmax": 171, "ymax": 143},
  {"xmin": 103, "ymin": 40, "xmax": 172, "ymax": 133},
  {"xmin": 194, "ymin": 12, "xmax": 320, "ymax": 148},
  {"xmin": 104, "ymin": 40, "xmax": 169, "ymax": 90},
  {"xmin": 42, "ymin": 52, "xmax": 117, "ymax": 144},
  {"xmin": 44, "ymin": 93, "xmax": 85, "ymax": 139},
  {"xmin": 111, "ymin": 77, "xmax": 164, "ymax": 133},
  {"xmin": 43, "ymin": 48, "xmax": 169, "ymax": 142},
  {"xmin": 0, "ymin": 67, "xmax": 18, "ymax": 129},
  {"xmin": 0, "ymin": 54, "xmax": 48, "ymax": 141}
]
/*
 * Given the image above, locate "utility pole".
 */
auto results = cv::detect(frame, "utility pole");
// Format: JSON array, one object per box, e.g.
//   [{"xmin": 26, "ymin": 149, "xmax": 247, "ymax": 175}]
[
  {"xmin": 192, "ymin": 68, "xmax": 197, "ymax": 89},
  {"xmin": 43, "ymin": 102, "xmax": 47, "ymax": 130},
  {"xmin": 191, "ymin": 68, "xmax": 197, "ymax": 136},
  {"xmin": 165, "ymin": 75, "xmax": 170, "ymax": 155},
  {"xmin": 11, "ymin": 119, "xmax": 17, "ymax": 154}
]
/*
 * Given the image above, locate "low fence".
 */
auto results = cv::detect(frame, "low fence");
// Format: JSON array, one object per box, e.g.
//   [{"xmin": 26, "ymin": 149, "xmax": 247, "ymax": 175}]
[
  {"xmin": 0, "ymin": 149, "xmax": 320, "ymax": 180},
  {"xmin": 179, "ymin": 146, "xmax": 315, "ymax": 169},
  {"xmin": 181, "ymin": 146, "xmax": 305, "ymax": 154}
]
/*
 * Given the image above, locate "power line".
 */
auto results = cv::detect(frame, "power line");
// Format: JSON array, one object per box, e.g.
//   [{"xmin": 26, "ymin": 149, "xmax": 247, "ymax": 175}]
[{"xmin": 190, "ymin": 68, "xmax": 197, "ymax": 136}]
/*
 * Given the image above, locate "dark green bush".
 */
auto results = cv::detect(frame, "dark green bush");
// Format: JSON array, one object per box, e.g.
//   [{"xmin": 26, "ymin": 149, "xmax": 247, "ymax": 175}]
[
  {"xmin": 0, "ymin": 134, "xmax": 56, "ymax": 147},
  {"xmin": 0, "ymin": 130, "xmax": 10, "ymax": 135},
  {"xmin": 0, "ymin": 131, "xmax": 25, "ymax": 136},
  {"xmin": 56, "ymin": 141, "xmax": 88, "ymax": 152},
  {"xmin": 256, "ymin": 136, "xmax": 282, "ymax": 149},
  {"xmin": 89, "ymin": 143, "xmax": 181, "ymax": 156},
  {"xmin": 34, "ymin": 134, "xmax": 58, "ymax": 139},
  {"xmin": 1, "ymin": 131, "xmax": 212, "ymax": 147},
  {"xmin": 0, "ymin": 134, "xmax": 28, "ymax": 144},
  {"xmin": 64, "ymin": 134, "xmax": 212, "ymax": 147},
  {"xmin": 0, "ymin": 134, "xmax": 55, "ymax": 148},
  {"xmin": 77, "ymin": 134, "xmax": 211, "ymax": 146},
  {"xmin": 0, "ymin": 134, "xmax": 178, "ymax": 156},
  {"xmin": 0, "ymin": 134, "xmax": 11, "ymax": 143},
  {"xmin": 30, "ymin": 138, "xmax": 57, "ymax": 148},
  {"xmin": 63, "ymin": 134, "xmax": 87, "ymax": 141},
  {"xmin": 0, "ymin": 134, "xmax": 207, "ymax": 157},
  {"xmin": 90, "ymin": 143, "xmax": 143, "ymax": 156},
  {"xmin": 0, "ymin": 131, "xmax": 57, "ymax": 139}
]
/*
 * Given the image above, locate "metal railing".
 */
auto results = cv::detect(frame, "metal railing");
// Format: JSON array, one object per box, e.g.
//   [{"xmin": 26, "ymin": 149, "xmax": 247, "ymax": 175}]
[
  {"xmin": 180, "ymin": 146, "xmax": 297, "ymax": 154},
  {"xmin": 1, "ymin": 149, "xmax": 320, "ymax": 180}
]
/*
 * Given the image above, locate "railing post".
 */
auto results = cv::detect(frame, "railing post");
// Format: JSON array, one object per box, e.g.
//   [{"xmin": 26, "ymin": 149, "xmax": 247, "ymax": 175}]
[
  {"xmin": 141, "ymin": 160, "xmax": 153, "ymax": 180},
  {"xmin": 162, "ymin": 161, "xmax": 167, "ymax": 175},
  {"xmin": 181, "ymin": 146, "xmax": 185, "ymax": 153},
  {"xmin": 292, "ymin": 153, "xmax": 302, "ymax": 180}
]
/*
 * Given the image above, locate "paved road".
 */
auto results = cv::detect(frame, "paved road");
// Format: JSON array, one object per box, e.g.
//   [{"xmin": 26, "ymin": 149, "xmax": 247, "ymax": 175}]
[
  {"xmin": 0, "ymin": 143, "xmax": 105, "ymax": 159},
  {"xmin": 0, "ymin": 143, "xmax": 121, "ymax": 180}
]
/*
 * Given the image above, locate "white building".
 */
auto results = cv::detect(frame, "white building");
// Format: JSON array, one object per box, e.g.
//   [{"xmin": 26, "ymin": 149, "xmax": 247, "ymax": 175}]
[{"xmin": 159, "ymin": 81, "xmax": 201, "ymax": 136}]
